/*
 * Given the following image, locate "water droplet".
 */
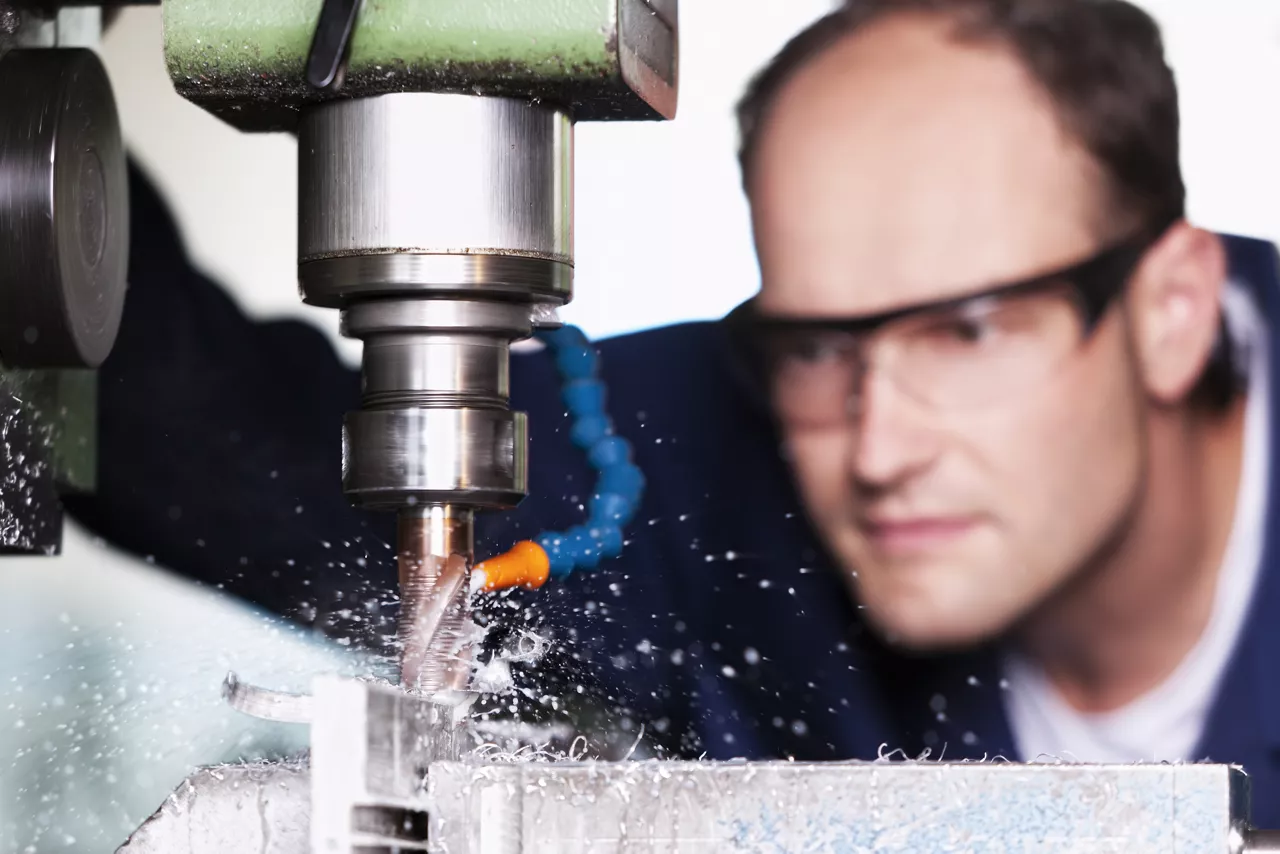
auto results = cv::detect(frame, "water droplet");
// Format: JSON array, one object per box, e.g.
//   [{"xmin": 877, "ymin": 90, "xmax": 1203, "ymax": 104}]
[{"xmin": 743, "ymin": 647, "xmax": 760, "ymax": 665}]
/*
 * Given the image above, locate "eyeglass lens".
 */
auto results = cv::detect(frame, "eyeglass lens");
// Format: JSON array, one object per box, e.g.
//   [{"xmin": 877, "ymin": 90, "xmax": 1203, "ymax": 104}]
[{"xmin": 767, "ymin": 283, "xmax": 1088, "ymax": 426}]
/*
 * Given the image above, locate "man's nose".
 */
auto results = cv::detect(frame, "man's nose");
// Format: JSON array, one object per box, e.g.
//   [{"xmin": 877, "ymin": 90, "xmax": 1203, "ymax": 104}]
[{"xmin": 848, "ymin": 371, "xmax": 942, "ymax": 489}]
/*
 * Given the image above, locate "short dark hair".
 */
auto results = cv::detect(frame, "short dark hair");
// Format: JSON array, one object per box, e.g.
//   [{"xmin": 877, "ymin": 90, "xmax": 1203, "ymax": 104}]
[
  {"xmin": 736, "ymin": 0, "xmax": 1238, "ymax": 411},
  {"xmin": 738, "ymin": 0, "xmax": 1184, "ymax": 233}
]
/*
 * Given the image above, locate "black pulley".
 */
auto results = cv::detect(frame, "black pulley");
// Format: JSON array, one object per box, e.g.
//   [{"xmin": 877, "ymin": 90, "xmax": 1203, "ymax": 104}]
[{"xmin": 0, "ymin": 47, "xmax": 128, "ymax": 368}]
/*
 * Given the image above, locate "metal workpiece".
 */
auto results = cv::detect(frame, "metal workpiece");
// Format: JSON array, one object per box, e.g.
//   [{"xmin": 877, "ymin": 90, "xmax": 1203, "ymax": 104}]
[
  {"xmin": 164, "ymin": 0, "xmax": 678, "ymax": 131},
  {"xmin": 118, "ymin": 762, "xmax": 310, "ymax": 854},
  {"xmin": 311, "ymin": 675, "xmax": 461, "ymax": 852},
  {"xmin": 0, "ymin": 46, "xmax": 128, "ymax": 369},
  {"xmin": 119, "ymin": 674, "xmax": 1280, "ymax": 854},
  {"xmin": 426, "ymin": 761, "xmax": 1252, "ymax": 854},
  {"xmin": 342, "ymin": 408, "xmax": 527, "ymax": 510},
  {"xmin": 297, "ymin": 94, "xmax": 574, "ymax": 281}
]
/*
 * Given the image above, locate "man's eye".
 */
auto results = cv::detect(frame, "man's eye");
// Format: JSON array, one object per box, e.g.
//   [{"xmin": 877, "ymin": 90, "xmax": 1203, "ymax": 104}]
[
  {"xmin": 938, "ymin": 316, "xmax": 993, "ymax": 343},
  {"xmin": 927, "ymin": 301, "xmax": 1003, "ymax": 345},
  {"xmin": 787, "ymin": 336, "xmax": 848, "ymax": 364}
]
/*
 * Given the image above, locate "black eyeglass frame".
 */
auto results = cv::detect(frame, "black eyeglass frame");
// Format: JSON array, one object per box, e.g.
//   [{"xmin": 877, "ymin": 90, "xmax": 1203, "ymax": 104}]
[{"xmin": 729, "ymin": 221, "xmax": 1177, "ymax": 350}]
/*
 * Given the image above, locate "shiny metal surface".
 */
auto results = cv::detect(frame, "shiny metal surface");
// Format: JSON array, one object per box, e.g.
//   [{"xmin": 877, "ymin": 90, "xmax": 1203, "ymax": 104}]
[
  {"xmin": 428, "ymin": 761, "xmax": 1251, "ymax": 854},
  {"xmin": 342, "ymin": 408, "xmax": 527, "ymax": 509},
  {"xmin": 309, "ymin": 676, "xmax": 458, "ymax": 852},
  {"xmin": 361, "ymin": 337, "xmax": 509, "ymax": 410},
  {"xmin": 620, "ymin": 0, "xmax": 679, "ymax": 121},
  {"xmin": 302, "ymin": 254, "xmax": 572, "ymax": 308},
  {"xmin": 298, "ymin": 93, "xmax": 573, "ymax": 268},
  {"xmin": 0, "ymin": 48, "xmax": 128, "ymax": 368},
  {"xmin": 13, "ymin": 7, "xmax": 103, "ymax": 50},
  {"xmin": 340, "ymin": 297, "xmax": 531, "ymax": 501},
  {"xmin": 118, "ymin": 762, "xmax": 310, "ymax": 854},
  {"xmin": 644, "ymin": 0, "xmax": 679, "ymax": 26},
  {"xmin": 341, "ymin": 298, "xmax": 535, "ymax": 339},
  {"xmin": 346, "ymin": 299, "xmax": 529, "ymax": 410},
  {"xmin": 397, "ymin": 506, "xmax": 474, "ymax": 695}
]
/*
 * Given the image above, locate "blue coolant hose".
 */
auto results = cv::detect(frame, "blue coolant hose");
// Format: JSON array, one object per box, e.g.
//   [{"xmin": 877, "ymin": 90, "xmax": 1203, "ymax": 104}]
[{"xmin": 473, "ymin": 325, "xmax": 644, "ymax": 591}]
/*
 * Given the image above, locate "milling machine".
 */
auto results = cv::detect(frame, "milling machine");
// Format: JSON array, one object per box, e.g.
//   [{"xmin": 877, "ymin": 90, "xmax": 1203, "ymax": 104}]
[{"xmin": 6, "ymin": 2, "xmax": 1280, "ymax": 852}]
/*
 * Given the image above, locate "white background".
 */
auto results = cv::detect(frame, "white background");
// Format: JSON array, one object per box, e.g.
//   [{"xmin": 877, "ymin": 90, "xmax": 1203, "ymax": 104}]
[{"xmin": 4, "ymin": 2, "xmax": 1280, "ymax": 850}]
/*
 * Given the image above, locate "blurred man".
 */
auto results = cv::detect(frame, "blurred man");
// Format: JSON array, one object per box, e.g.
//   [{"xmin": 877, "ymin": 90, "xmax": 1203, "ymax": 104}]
[
  {"xmin": 68, "ymin": 0, "xmax": 1280, "ymax": 824},
  {"xmin": 739, "ymin": 0, "xmax": 1251, "ymax": 756}
]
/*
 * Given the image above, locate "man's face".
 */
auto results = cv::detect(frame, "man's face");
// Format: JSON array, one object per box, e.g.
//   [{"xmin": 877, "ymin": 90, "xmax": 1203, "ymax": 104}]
[{"xmin": 749, "ymin": 15, "xmax": 1148, "ymax": 648}]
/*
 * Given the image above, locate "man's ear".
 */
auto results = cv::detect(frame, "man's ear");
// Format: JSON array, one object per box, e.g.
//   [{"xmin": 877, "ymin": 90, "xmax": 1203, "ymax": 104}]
[{"xmin": 1127, "ymin": 222, "xmax": 1227, "ymax": 406}]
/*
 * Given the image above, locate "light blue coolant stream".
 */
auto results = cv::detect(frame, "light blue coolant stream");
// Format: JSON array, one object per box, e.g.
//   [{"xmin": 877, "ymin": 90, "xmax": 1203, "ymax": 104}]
[{"xmin": 0, "ymin": 522, "xmax": 368, "ymax": 853}]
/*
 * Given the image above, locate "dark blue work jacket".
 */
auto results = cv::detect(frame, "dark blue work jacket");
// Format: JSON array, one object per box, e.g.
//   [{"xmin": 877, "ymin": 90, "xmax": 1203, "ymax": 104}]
[{"xmin": 65, "ymin": 163, "xmax": 1280, "ymax": 828}]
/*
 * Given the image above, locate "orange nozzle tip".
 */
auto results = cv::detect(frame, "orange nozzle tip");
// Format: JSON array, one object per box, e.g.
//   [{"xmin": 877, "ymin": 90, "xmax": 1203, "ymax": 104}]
[{"xmin": 476, "ymin": 541, "xmax": 551, "ymax": 592}]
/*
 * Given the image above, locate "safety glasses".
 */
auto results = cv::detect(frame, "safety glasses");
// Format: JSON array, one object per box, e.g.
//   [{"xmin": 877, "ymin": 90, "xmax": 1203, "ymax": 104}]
[{"xmin": 729, "ymin": 224, "xmax": 1172, "ymax": 427}]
